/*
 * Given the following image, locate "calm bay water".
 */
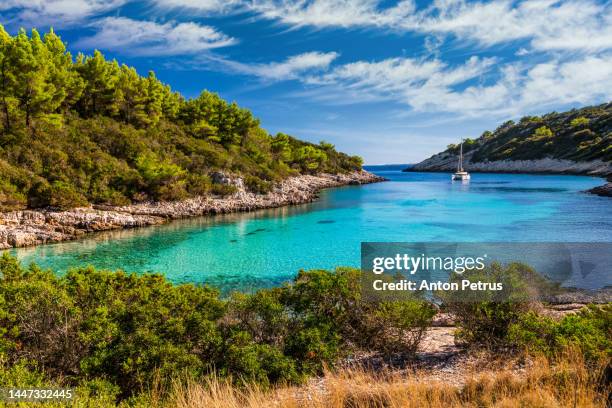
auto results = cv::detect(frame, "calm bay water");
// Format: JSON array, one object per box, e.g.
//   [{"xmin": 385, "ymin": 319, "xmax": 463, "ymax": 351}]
[{"xmin": 11, "ymin": 168, "xmax": 612, "ymax": 291}]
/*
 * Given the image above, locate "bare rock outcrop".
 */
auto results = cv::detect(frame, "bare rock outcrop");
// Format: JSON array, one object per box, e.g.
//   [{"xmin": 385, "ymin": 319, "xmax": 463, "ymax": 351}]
[
  {"xmin": 588, "ymin": 182, "xmax": 612, "ymax": 197},
  {"xmin": 0, "ymin": 209, "xmax": 164, "ymax": 249}
]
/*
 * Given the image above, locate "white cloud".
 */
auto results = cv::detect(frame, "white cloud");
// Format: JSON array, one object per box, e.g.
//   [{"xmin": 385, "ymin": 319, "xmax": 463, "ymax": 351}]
[
  {"xmin": 297, "ymin": 53, "xmax": 612, "ymax": 117},
  {"xmin": 414, "ymin": 0, "xmax": 612, "ymax": 52},
  {"xmin": 515, "ymin": 48, "xmax": 530, "ymax": 56},
  {"xmin": 299, "ymin": 55, "xmax": 499, "ymax": 110},
  {"xmin": 204, "ymin": 51, "xmax": 339, "ymax": 80},
  {"xmin": 151, "ymin": 0, "xmax": 415, "ymax": 27},
  {"xmin": 425, "ymin": 54, "xmax": 612, "ymax": 116},
  {"xmin": 151, "ymin": 0, "xmax": 612, "ymax": 53},
  {"xmin": 249, "ymin": 0, "xmax": 416, "ymax": 29},
  {"xmin": 6, "ymin": 0, "xmax": 609, "ymax": 56},
  {"xmin": 76, "ymin": 17, "xmax": 236, "ymax": 56},
  {"xmin": 516, "ymin": 54, "xmax": 612, "ymax": 110},
  {"xmin": 0, "ymin": 0, "xmax": 127, "ymax": 26},
  {"xmin": 150, "ymin": 0, "xmax": 241, "ymax": 13}
]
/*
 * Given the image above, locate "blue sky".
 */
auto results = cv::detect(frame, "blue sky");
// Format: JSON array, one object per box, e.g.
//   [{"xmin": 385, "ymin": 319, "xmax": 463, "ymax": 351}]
[{"xmin": 1, "ymin": 0, "xmax": 611, "ymax": 164}]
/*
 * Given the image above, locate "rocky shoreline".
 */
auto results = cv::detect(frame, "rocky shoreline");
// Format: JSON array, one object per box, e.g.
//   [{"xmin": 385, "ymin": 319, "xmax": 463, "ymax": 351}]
[
  {"xmin": 0, "ymin": 170, "xmax": 384, "ymax": 249},
  {"xmin": 407, "ymin": 150, "xmax": 612, "ymax": 176},
  {"xmin": 587, "ymin": 178, "xmax": 612, "ymax": 197}
]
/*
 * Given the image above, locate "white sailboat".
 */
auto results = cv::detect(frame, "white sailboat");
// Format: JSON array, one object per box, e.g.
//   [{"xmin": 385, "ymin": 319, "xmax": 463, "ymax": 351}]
[{"xmin": 452, "ymin": 139, "xmax": 470, "ymax": 181}]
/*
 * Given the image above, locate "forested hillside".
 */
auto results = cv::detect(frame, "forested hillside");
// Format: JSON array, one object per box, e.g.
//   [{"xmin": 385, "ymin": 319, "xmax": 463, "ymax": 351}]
[
  {"xmin": 433, "ymin": 103, "xmax": 611, "ymax": 164},
  {"xmin": 0, "ymin": 27, "xmax": 362, "ymax": 211}
]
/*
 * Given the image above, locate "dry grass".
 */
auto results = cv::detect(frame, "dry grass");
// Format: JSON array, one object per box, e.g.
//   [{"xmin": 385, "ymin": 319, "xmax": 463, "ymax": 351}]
[{"xmin": 145, "ymin": 350, "xmax": 610, "ymax": 408}]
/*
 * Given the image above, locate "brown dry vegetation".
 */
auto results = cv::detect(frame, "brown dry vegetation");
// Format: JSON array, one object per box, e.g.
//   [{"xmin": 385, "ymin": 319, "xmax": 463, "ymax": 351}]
[{"xmin": 150, "ymin": 350, "xmax": 610, "ymax": 408}]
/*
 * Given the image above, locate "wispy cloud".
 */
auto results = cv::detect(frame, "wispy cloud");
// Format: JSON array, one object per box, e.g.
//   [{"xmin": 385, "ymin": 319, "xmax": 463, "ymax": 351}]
[
  {"xmin": 75, "ymin": 17, "xmax": 236, "ymax": 56},
  {"xmin": 150, "ymin": 0, "xmax": 241, "ymax": 13},
  {"xmin": 220, "ymin": 51, "xmax": 339, "ymax": 80},
  {"xmin": 152, "ymin": 0, "xmax": 612, "ymax": 53},
  {"xmin": 184, "ymin": 51, "xmax": 340, "ymax": 81},
  {"xmin": 0, "ymin": 0, "xmax": 128, "ymax": 26},
  {"xmin": 414, "ymin": 0, "xmax": 612, "ymax": 52},
  {"xmin": 248, "ymin": 0, "xmax": 416, "ymax": 29},
  {"xmin": 292, "ymin": 55, "xmax": 502, "ymax": 112},
  {"xmin": 4, "ymin": 0, "xmax": 609, "ymax": 122},
  {"xmin": 293, "ymin": 53, "xmax": 612, "ymax": 117}
]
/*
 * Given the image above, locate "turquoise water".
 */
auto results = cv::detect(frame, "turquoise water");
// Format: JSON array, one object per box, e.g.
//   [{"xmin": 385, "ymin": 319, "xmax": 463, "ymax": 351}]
[{"xmin": 11, "ymin": 169, "xmax": 612, "ymax": 291}]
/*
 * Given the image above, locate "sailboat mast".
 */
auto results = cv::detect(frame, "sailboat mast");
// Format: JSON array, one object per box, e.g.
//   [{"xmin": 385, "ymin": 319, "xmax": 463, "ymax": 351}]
[{"xmin": 458, "ymin": 139, "xmax": 463, "ymax": 172}]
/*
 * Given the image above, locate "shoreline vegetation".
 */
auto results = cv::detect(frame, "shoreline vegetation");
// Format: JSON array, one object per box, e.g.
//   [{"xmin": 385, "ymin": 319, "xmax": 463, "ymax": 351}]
[
  {"xmin": 0, "ymin": 170, "xmax": 383, "ymax": 249},
  {"xmin": 0, "ymin": 26, "xmax": 385, "ymax": 248},
  {"xmin": 405, "ymin": 103, "xmax": 612, "ymax": 195},
  {"xmin": 0, "ymin": 255, "xmax": 609, "ymax": 407},
  {"xmin": 0, "ymin": 27, "xmax": 368, "ymax": 212}
]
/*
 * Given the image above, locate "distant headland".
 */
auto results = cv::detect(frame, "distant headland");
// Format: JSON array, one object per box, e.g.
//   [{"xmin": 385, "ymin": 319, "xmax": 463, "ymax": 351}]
[{"xmin": 405, "ymin": 103, "xmax": 612, "ymax": 196}]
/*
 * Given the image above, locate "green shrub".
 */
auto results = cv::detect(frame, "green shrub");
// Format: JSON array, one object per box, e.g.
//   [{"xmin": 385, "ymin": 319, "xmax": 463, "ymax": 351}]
[
  {"xmin": 284, "ymin": 325, "xmax": 340, "ymax": 374},
  {"xmin": 0, "ymin": 254, "xmax": 435, "ymax": 399},
  {"xmin": 570, "ymin": 116, "xmax": 590, "ymax": 128},
  {"xmin": 185, "ymin": 174, "xmax": 212, "ymax": 196},
  {"xmin": 0, "ymin": 254, "xmax": 226, "ymax": 395},
  {"xmin": 244, "ymin": 175, "xmax": 272, "ymax": 194},
  {"xmin": 0, "ymin": 360, "xmax": 124, "ymax": 407},
  {"xmin": 368, "ymin": 300, "xmax": 436, "ymax": 355},
  {"xmin": 0, "ymin": 179, "xmax": 27, "ymax": 210},
  {"xmin": 437, "ymin": 262, "xmax": 548, "ymax": 346},
  {"xmin": 210, "ymin": 183, "xmax": 237, "ymax": 196},
  {"xmin": 27, "ymin": 180, "xmax": 88, "ymax": 209},
  {"xmin": 228, "ymin": 289, "xmax": 290, "ymax": 346},
  {"xmin": 533, "ymin": 126, "xmax": 554, "ymax": 139},
  {"xmin": 286, "ymin": 268, "xmax": 435, "ymax": 358},
  {"xmin": 0, "ymin": 359, "xmax": 47, "ymax": 387},
  {"xmin": 520, "ymin": 115, "xmax": 541, "ymax": 124},
  {"xmin": 508, "ymin": 305, "xmax": 611, "ymax": 363},
  {"xmin": 224, "ymin": 337, "xmax": 300, "ymax": 385}
]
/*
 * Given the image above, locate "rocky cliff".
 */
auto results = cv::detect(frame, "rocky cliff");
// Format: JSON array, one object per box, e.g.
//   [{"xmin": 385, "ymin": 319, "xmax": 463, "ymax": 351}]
[{"xmin": 0, "ymin": 171, "xmax": 384, "ymax": 249}]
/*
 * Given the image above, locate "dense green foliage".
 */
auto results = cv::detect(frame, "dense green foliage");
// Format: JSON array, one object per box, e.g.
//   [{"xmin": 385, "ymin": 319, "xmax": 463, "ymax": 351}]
[
  {"xmin": 0, "ymin": 254, "xmax": 434, "ymax": 398},
  {"xmin": 436, "ymin": 262, "xmax": 559, "ymax": 345},
  {"xmin": 0, "ymin": 27, "xmax": 363, "ymax": 211},
  {"xmin": 508, "ymin": 305, "xmax": 611, "ymax": 363},
  {"xmin": 438, "ymin": 263, "xmax": 611, "ymax": 364},
  {"xmin": 0, "ymin": 254, "xmax": 609, "ymax": 405},
  {"xmin": 443, "ymin": 103, "xmax": 611, "ymax": 163}
]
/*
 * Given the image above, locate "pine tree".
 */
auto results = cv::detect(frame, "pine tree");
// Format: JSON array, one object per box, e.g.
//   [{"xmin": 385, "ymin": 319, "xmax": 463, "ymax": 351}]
[
  {"xmin": 272, "ymin": 133, "xmax": 292, "ymax": 162},
  {"xmin": 44, "ymin": 28, "xmax": 84, "ymax": 116},
  {"xmin": 76, "ymin": 50, "xmax": 118, "ymax": 117},
  {"xmin": 0, "ymin": 24, "xmax": 15, "ymax": 132},
  {"xmin": 161, "ymin": 85, "xmax": 182, "ymax": 122},
  {"xmin": 145, "ymin": 71, "xmax": 163, "ymax": 126},
  {"xmin": 115, "ymin": 64, "xmax": 147, "ymax": 126},
  {"xmin": 9, "ymin": 29, "xmax": 58, "ymax": 128},
  {"xmin": 180, "ymin": 92, "xmax": 221, "ymax": 142}
]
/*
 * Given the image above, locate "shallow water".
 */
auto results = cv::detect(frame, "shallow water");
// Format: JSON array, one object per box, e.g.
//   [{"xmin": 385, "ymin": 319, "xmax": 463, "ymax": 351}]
[{"xmin": 11, "ymin": 169, "xmax": 611, "ymax": 291}]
